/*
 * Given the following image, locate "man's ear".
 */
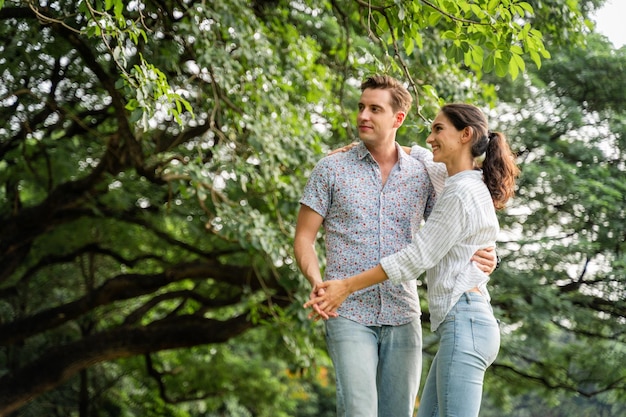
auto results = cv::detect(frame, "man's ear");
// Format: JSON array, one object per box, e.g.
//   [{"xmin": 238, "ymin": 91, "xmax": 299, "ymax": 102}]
[{"xmin": 394, "ymin": 111, "xmax": 406, "ymax": 128}]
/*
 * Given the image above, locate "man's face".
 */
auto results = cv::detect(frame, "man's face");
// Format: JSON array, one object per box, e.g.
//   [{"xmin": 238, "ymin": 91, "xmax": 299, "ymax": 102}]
[{"xmin": 357, "ymin": 88, "xmax": 404, "ymax": 145}]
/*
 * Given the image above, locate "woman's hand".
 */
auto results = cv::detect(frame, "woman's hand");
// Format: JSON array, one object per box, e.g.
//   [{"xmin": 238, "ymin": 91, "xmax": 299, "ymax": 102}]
[
  {"xmin": 304, "ymin": 266, "xmax": 387, "ymax": 318},
  {"xmin": 306, "ymin": 286, "xmax": 338, "ymax": 321}
]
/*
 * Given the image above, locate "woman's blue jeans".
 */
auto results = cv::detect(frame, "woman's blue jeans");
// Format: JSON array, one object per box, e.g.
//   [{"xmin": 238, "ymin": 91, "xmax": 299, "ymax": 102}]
[
  {"xmin": 325, "ymin": 316, "xmax": 422, "ymax": 417},
  {"xmin": 417, "ymin": 292, "xmax": 500, "ymax": 417}
]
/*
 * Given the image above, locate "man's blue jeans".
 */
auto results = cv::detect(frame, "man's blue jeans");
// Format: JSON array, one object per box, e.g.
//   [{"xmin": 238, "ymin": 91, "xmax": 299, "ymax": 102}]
[
  {"xmin": 325, "ymin": 316, "xmax": 422, "ymax": 417},
  {"xmin": 417, "ymin": 292, "xmax": 500, "ymax": 417}
]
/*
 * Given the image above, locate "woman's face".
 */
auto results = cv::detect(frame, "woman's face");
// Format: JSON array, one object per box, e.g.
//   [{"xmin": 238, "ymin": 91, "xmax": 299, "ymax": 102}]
[{"xmin": 426, "ymin": 111, "xmax": 465, "ymax": 165}]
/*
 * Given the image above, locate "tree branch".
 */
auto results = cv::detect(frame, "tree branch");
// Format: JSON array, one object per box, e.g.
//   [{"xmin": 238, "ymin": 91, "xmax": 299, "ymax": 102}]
[
  {"xmin": 0, "ymin": 314, "xmax": 255, "ymax": 416},
  {"xmin": 0, "ymin": 260, "xmax": 257, "ymax": 346}
]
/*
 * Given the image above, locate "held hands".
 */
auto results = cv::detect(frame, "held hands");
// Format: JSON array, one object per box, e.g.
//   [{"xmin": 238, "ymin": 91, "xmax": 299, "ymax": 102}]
[
  {"xmin": 304, "ymin": 280, "xmax": 351, "ymax": 319},
  {"xmin": 306, "ymin": 286, "xmax": 337, "ymax": 321}
]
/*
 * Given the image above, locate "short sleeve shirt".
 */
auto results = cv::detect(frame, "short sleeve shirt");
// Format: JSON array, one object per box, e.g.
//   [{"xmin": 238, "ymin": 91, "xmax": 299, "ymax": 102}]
[{"xmin": 300, "ymin": 142, "xmax": 435, "ymax": 326}]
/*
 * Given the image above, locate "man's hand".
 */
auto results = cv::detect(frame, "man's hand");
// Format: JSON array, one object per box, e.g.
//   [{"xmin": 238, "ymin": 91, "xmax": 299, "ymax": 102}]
[
  {"xmin": 306, "ymin": 286, "xmax": 338, "ymax": 321},
  {"xmin": 472, "ymin": 247, "xmax": 498, "ymax": 274},
  {"xmin": 328, "ymin": 142, "xmax": 358, "ymax": 155},
  {"xmin": 304, "ymin": 280, "xmax": 351, "ymax": 315}
]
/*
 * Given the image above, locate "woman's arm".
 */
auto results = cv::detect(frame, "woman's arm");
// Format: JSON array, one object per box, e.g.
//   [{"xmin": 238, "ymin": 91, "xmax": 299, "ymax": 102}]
[
  {"xmin": 410, "ymin": 145, "xmax": 448, "ymax": 196},
  {"xmin": 303, "ymin": 265, "xmax": 388, "ymax": 313},
  {"xmin": 305, "ymin": 192, "xmax": 473, "ymax": 313}
]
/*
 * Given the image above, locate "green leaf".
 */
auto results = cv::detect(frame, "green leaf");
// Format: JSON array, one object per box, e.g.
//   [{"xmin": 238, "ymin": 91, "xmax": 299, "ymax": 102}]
[
  {"xmin": 512, "ymin": 52, "xmax": 526, "ymax": 72},
  {"xmin": 404, "ymin": 37, "xmax": 415, "ymax": 56},
  {"xmin": 530, "ymin": 49, "xmax": 542, "ymax": 68},
  {"xmin": 508, "ymin": 55, "xmax": 520, "ymax": 79},
  {"xmin": 519, "ymin": 2, "xmax": 535, "ymax": 14},
  {"xmin": 495, "ymin": 57, "xmax": 509, "ymax": 76},
  {"xmin": 471, "ymin": 45, "xmax": 484, "ymax": 67},
  {"xmin": 413, "ymin": 31, "xmax": 423, "ymax": 50},
  {"xmin": 442, "ymin": 30, "xmax": 457, "ymax": 40},
  {"xmin": 484, "ymin": 54, "xmax": 495, "ymax": 73},
  {"xmin": 128, "ymin": 108, "xmax": 143, "ymax": 124},
  {"xmin": 427, "ymin": 11, "xmax": 442, "ymax": 26},
  {"xmin": 398, "ymin": 5, "xmax": 406, "ymax": 20}
]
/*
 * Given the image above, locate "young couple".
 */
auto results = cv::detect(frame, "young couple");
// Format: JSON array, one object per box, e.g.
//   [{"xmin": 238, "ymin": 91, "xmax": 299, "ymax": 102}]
[{"xmin": 294, "ymin": 75, "xmax": 519, "ymax": 417}]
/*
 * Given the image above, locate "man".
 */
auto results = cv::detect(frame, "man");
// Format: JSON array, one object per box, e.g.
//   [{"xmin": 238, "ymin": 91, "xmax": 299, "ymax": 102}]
[{"xmin": 294, "ymin": 75, "xmax": 494, "ymax": 417}]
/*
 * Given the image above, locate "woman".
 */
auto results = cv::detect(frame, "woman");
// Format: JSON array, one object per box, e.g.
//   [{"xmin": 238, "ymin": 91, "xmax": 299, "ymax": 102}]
[{"xmin": 305, "ymin": 103, "xmax": 519, "ymax": 417}]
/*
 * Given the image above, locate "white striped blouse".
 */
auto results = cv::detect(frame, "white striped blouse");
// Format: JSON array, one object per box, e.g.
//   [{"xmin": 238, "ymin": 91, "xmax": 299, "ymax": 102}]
[{"xmin": 379, "ymin": 145, "xmax": 499, "ymax": 331}]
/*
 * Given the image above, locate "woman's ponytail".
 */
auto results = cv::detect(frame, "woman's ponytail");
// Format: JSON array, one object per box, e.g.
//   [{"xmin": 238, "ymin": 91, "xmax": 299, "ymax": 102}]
[{"xmin": 482, "ymin": 131, "xmax": 520, "ymax": 210}]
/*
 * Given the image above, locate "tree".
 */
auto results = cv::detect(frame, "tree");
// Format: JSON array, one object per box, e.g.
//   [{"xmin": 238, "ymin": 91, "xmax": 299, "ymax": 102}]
[
  {"xmin": 0, "ymin": 0, "xmax": 605, "ymax": 415},
  {"xmin": 479, "ymin": 34, "xmax": 626, "ymax": 415}
]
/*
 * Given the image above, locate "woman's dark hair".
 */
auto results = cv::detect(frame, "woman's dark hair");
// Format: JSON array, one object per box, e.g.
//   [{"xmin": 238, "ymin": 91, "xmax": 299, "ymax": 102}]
[{"xmin": 440, "ymin": 103, "xmax": 520, "ymax": 210}]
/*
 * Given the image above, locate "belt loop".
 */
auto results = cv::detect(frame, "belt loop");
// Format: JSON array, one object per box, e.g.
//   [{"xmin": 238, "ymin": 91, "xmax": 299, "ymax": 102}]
[{"xmin": 464, "ymin": 292, "xmax": 472, "ymax": 304}]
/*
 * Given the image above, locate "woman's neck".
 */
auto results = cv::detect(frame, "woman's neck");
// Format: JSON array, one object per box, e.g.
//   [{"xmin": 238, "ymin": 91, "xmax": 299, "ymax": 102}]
[{"xmin": 445, "ymin": 156, "xmax": 474, "ymax": 176}]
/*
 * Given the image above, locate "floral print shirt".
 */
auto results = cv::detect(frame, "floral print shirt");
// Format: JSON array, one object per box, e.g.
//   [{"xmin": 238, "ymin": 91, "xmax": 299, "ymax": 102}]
[{"xmin": 300, "ymin": 142, "xmax": 435, "ymax": 326}]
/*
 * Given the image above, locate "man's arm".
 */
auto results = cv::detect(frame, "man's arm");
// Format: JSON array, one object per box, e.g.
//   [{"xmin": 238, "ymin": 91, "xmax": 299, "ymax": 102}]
[
  {"xmin": 294, "ymin": 204, "xmax": 324, "ymax": 287},
  {"xmin": 294, "ymin": 204, "xmax": 334, "ymax": 320}
]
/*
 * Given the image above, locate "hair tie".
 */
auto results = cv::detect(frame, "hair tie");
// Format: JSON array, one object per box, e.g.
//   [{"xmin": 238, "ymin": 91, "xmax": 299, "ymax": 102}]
[{"xmin": 487, "ymin": 131, "xmax": 497, "ymax": 141}]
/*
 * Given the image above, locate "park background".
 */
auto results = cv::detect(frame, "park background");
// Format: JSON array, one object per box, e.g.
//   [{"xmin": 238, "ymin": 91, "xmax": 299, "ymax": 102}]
[{"xmin": 0, "ymin": 0, "xmax": 624, "ymax": 416}]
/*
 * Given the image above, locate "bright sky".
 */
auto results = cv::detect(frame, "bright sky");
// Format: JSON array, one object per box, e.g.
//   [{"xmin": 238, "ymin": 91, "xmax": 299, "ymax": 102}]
[{"xmin": 593, "ymin": 0, "xmax": 626, "ymax": 47}]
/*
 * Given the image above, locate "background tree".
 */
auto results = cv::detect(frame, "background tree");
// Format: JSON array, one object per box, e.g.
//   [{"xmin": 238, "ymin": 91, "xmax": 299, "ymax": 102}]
[
  {"xmin": 479, "ymin": 33, "xmax": 626, "ymax": 416},
  {"xmin": 0, "ymin": 0, "xmax": 622, "ymax": 416}
]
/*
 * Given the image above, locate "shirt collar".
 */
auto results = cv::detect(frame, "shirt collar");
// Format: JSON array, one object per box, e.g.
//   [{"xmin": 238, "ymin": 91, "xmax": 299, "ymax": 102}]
[
  {"xmin": 356, "ymin": 141, "xmax": 408, "ymax": 168},
  {"xmin": 445, "ymin": 169, "xmax": 482, "ymax": 185}
]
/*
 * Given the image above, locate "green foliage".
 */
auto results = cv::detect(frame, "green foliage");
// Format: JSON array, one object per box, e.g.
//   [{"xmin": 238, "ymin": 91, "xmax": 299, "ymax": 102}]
[
  {"xmin": 479, "ymin": 29, "xmax": 626, "ymax": 414},
  {"xmin": 109, "ymin": 327, "xmax": 332, "ymax": 417},
  {"xmin": 0, "ymin": 0, "xmax": 622, "ymax": 415},
  {"xmin": 80, "ymin": 0, "xmax": 192, "ymax": 126},
  {"xmin": 375, "ymin": 0, "xmax": 552, "ymax": 80}
]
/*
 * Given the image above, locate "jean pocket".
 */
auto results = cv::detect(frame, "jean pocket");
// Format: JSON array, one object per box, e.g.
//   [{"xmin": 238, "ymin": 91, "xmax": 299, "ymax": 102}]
[{"xmin": 470, "ymin": 317, "xmax": 500, "ymax": 365}]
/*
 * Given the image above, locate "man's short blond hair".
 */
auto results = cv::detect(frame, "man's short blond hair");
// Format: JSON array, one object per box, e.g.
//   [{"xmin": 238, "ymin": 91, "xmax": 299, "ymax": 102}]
[{"xmin": 360, "ymin": 75, "xmax": 413, "ymax": 114}]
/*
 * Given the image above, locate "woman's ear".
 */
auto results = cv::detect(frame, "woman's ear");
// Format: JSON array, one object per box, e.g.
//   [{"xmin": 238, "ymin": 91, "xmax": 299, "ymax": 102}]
[{"xmin": 461, "ymin": 126, "xmax": 473, "ymax": 143}]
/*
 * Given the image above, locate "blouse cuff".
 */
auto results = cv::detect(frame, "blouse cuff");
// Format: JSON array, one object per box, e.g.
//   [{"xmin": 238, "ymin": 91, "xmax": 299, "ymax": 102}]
[{"xmin": 380, "ymin": 255, "xmax": 403, "ymax": 285}]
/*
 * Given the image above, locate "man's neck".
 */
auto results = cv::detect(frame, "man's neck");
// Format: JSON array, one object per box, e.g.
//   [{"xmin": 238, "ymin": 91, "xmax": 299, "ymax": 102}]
[
  {"xmin": 365, "ymin": 140, "xmax": 398, "ymax": 164},
  {"xmin": 364, "ymin": 140, "xmax": 399, "ymax": 185}
]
